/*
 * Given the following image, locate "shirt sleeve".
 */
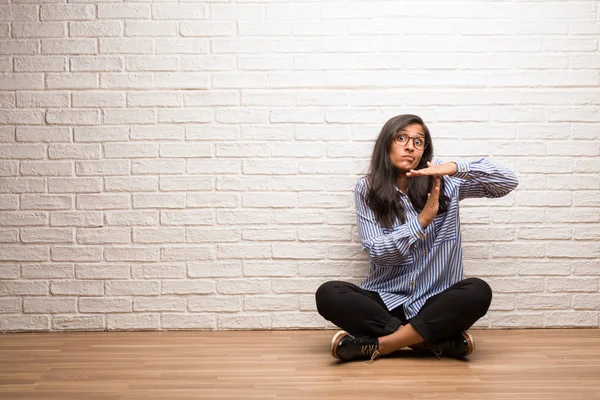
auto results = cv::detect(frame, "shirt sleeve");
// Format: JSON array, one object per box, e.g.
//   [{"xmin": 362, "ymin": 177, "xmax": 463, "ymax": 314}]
[
  {"xmin": 450, "ymin": 158, "xmax": 519, "ymax": 201},
  {"xmin": 355, "ymin": 178, "xmax": 426, "ymax": 267}
]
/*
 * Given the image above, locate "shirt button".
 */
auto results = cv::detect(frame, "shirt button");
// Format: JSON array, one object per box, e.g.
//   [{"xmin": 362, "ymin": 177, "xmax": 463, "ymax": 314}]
[
  {"xmin": 423, "ymin": 250, "xmax": 427, "ymax": 255},
  {"xmin": 410, "ymin": 281, "xmax": 414, "ymax": 286}
]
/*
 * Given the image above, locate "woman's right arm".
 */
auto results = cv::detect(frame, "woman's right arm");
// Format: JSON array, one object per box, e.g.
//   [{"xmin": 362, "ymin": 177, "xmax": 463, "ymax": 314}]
[{"xmin": 355, "ymin": 179, "xmax": 428, "ymax": 267}]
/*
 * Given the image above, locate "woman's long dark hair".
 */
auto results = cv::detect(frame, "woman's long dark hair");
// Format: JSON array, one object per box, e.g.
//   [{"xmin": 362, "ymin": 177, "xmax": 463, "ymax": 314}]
[{"xmin": 366, "ymin": 114, "xmax": 450, "ymax": 229}]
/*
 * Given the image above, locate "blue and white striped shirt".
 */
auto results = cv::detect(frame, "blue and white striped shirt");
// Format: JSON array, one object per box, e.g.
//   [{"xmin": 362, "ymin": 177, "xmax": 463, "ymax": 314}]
[{"xmin": 355, "ymin": 158, "xmax": 519, "ymax": 319}]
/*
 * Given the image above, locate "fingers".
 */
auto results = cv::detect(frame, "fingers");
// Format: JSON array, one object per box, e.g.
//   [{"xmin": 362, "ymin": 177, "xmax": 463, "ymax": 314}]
[{"xmin": 428, "ymin": 176, "xmax": 441, "ymax": 203}]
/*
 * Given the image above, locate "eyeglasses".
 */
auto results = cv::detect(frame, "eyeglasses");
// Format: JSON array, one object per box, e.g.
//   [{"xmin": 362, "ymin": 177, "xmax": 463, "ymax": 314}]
[{"xmin": 394, "ymin": 132, "xmax": 427, "ymax": 150}]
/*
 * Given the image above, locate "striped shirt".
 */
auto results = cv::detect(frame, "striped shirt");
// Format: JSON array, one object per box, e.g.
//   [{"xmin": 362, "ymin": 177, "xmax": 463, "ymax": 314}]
[{"xmin": 355, "ymin": 158, "xmax": 519, "ymax": 319}]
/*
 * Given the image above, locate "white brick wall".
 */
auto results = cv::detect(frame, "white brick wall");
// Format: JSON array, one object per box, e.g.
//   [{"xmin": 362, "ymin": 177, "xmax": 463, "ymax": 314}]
[{"xmin": 0, "ymin": 1, "xmax": 598, "ymax": 332}]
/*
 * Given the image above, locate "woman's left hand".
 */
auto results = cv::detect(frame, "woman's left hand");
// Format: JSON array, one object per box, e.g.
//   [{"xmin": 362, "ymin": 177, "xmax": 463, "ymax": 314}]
[{"xmin": 406, "ymin": 161, "xmax": 458, "ymax": 177}]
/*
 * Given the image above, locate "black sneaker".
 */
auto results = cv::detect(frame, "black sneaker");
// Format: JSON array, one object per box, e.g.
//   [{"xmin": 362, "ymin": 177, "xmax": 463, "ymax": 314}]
[
  {"xmin": 412, "ymin": 330, "xmax": 475, "ymax": 360},
  {"xmin": 330, "ymin": 330, "xmax": 380, "ymax": 363}
]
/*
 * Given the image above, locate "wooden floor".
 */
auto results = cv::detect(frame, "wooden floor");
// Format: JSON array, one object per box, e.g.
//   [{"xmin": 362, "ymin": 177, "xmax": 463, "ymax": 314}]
[{"xmin": 1, "ymin": 329, "xmax": 599, "ymax": 400}]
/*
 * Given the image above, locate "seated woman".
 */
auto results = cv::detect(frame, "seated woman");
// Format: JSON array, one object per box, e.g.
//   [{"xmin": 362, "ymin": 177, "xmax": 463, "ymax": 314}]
[{"xmin": 315, "ymin": 114, "xmax": 518, "ymax": 362}]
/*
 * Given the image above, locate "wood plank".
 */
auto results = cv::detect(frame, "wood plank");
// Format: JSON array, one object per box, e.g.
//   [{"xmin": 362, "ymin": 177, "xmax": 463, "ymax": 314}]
[{"xmin": 0, "ymin": 329, "xmax": 599, "ymax": 399}]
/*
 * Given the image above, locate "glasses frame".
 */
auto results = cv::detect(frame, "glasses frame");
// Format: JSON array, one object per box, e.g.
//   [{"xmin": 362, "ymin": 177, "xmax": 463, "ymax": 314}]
[{"xmin": 393, "ymin": 132, "xmax": 428, "ymax": 150}]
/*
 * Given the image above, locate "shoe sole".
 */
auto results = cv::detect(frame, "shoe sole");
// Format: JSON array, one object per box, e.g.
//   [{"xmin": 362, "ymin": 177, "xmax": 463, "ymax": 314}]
[
  {"xmin": 330, "ymin": 330, "xmax": 348, "ymax": 359},
  {"xmin": 462, "ymin": 330, "xmax": 475, "ymax": 356}
]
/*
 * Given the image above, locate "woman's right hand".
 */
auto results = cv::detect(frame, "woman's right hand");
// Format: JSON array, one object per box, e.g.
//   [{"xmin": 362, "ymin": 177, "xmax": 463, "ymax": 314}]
[{"xmin": 418, "ymin": 176, "xmax": 440, "ymax": 229}]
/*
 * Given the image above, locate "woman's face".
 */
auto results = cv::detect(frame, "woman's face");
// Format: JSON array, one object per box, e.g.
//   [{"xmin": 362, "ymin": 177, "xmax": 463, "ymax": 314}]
[{"xmin": 389, "ymin": 123, "xmax": 426, "ymax": 172}]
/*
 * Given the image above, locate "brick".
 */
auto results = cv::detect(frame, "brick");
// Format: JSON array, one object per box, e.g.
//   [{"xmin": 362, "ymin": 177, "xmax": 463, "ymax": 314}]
[
  {"xmin": 218, "ymin": 314, "xmax": 271, "ymax": 329},
  {"xmin": 24, "ymin": 297, "xmax": 76, "ymax": 313},
  {"xmin": 0, "ymin": 178, "xmax": 45, "ymax": 193},
  {"xmin": 0, "ymin": 264, "xmax": 19, "ymax": 278},
  {"xmin": 46, "ymin": 110, "xmax": 101, "ymax": 125},
  {"xmin": 155, "ymin": 74, "xmax": 210, "ymax": 90},
  {"xmin": 243, "ymin": 261, "xmax": 296, "ymax": 277},
  {"xmin": 188, "ymin": 159, "xmax": 240, "ymax": 174},
  {"xmin": 50, "ymin": 280, "xmax": 103, "ymax": 295},
  {"xmin": 0, "ymin": 298, "xmax": 21, "ymax": 314},
  {"xmin": 107, "ymin": 314, "xmax": 159, "ymax": 330},
  {"xmin": 516, "ymin": 294, "xmax": 570, "ymax": 310},
  {"xmin": 161, "ymin": 210, "xmax": 213, "ymax": 226},
  {"xmin": 51, "ymin": 246, "xmax": 102, "ymax": 262},
  {"xmin": 152, "ymin": 4, "xmax": 207, "ymax": 20},
  {"xmin": 14, "ymin": 56, "xmax": 66, "ymax": 72},
  {"xmin": 104, "ymin": 143, "xmax": 158, "ymax": 159},
  {"xmin": 125, "ymin": 21, "xmax": 177, "ymax": 37},
  {"xmin": 100, "ymin": 72, "xmax": 153, "ymax": 89},
  {"xmin": 544, "ymin": 311, "xmax": 598, "ymax": 328},
  {"xmin": 131, "ymin": 125, "xmax": 184, "ymax": 140},
  {"xmin": 243, "ymin": 296, "xmax": 297, "ymax": 311},
  {"xmin": 17, "ymin": 127, "xmax": 71, "ymax": 143},
  {"xmin": 159, "ymin": 279, "xmax": 214, "ymax": 295},
  {"xmin": 160, "ymin": 176, "xmax": 211, "ymax": 192},
  {"xmin": 187, "ymin": 227, "xmax": 239, "ymax": 243},
  {"xmin": 104, "ymin": 246, "xmax": 159, "ymax": 262},
  {"xmin": 42, "ymin": 39, "xmax": 96, "ymax": 55},
  {"xmin": 70, "ymin": 21, "xmax": 123, "ymax": 37},
  {"xmin": 21, "ymin": 264, "xmax": 73, "ymax": 279},
  {"xmin": 76, "ymin": 228, "xmax": 131, "ymax": 245},
  {"xmin": 217, "ymin": 279, "xmax": 270, "ymax": 295},
  {"xmin": 189, "ymin": 296, "xmax": 239, "ymax": 312},
  {"xmin": 105, "ymin": 211, "xmax": 158, "ymax": 227},
  {"xmin": 41, "ymin": 5, "xmax": 95, "ymax": 21},
  {"xmin": 50, "ymin": 211, "xmax": 101, "ymax": 227},
  {"xmin": 105, "ymin": 280, "xmax": 159, "ymax": 296},
  {"xmin": 98, "ymin": 4, "xmax": 150, "ymax": 19},
  {"xmin": 48, "ymin": 144, "xmax": 100, "ymax": 160},
  {"xmin": 133, "ymin": 228, "xmax": 185, "ymax": 244},
  {"xmin": 74, "ymin": 126, "xmax": 128, "ymax": 142},
  {"xmin": 79, "ymin": 298, "xmax": 132, "ymax": 313},
  {"xmin": 0, "ymin": 144, "xmax": 44, "ymax": 159},
  {"xmin": 133, "ymin": 193, "xmax": 185, "ymax": 209},
  {"xmin": 216, "ymin": 177, "xmax": 268, "ymax": 191},
  {"xmin": 75, "ymin": 160, "xmax": 129, "ymax": 176},
  {"xmin": 70, "ymin": 56, "xmax": 123, "ymax": 72},
  {"xmin": 162, "ymin": 314, "xmax": 215, "ymax": 329},
  {"xmin": 161, "ymin": 246, "xmax": 215, "ymax": 261},
  {"xmin": 72, "ymin": 91, "xmax": 125, "ymax": 108},
  {"xmin": 100, "ymin": 39, "xmax": 153, "ymax": 55},
  {"xmin": 187, "ymin": 261, "xmax": 241, "ymax": 278},
  {"xmin": 545, "ymin": 242, "xmax": 600, "ymax": 258},
  {"xmin": 76, "ymin": 194, "xmax": 130, "ymax": 210},
  {"xmin": 0, "ymin": 316, "xmax": 49, "ymax": 331},
  {"xmin": 126, "ymin": 57, "xmax": 179, "ymax": 73},
  {"xmin": 546, "ymin": 277, "xmax": 598, "ymax": 293},
  {"xmin": 0, "ymin": 228, "xmax": 18, "ymax": 242},
  {"xmin": 52, "ymin": 315, "xmax": 105, "ymax": 331},
  {"xmin": 488, "ymin": 312, "xmax": 543, "ymax": 328},
  {"xmin": 572, "ymin": 294, "xmax": 600, "ymax": 310},
  {"xmin": 21, "ymin": 228, "xmax": 73, "ymax": 243},
  {"xmin": 181, "ymin": 55, "xmax": 237, "ymax": 71},
  {"xmin": 131, "ymin": 264, "xmax": 185, "ymax": 279},
  {"xmin": 104, "ymin": 176, "xmax": 158, "ymax": 192},
  {"xmin": 298, "ymin": 260, "xmax": 349, "ymax": 277},
  {"xmin": 242, "ymin": 227, "xmax": 296, "ymax": 242},
  {"xmin": 159, "ymin": 143, "xmax": 211, "ymax": 158},
  {"xmin": 0, "ymin": 245, "xmax": 49, "ymax": 261},
  {"xmin": 103, "ymin": 109, "xmax": 156, "ymax": 125},
  {"xmin": 134, "ymin": 297, "xmax": 186, "ymax": 312},
  {"xmin": 132, "ymin": 159, "xmax": 185, "ymax": 175},
  {"xmin": 271, "ymin": 278, "xmax": 325, "ymax": 294},
  {"xmin": 76, "ymin": 264, "xmax": 129, "ymax": 280},
  {"xmin": 48, "ymin": 178, "xmax": 102, "ymax": 193},
  {"xmin": 0, "ymin": 110, "xmax": 45, "ymax": 124}
]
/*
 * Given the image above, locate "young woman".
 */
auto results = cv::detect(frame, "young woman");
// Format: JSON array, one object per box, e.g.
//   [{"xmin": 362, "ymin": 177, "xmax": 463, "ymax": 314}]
[{"xmin": 315, "ymin": 114, "xmax": 518, "ymax": 363}]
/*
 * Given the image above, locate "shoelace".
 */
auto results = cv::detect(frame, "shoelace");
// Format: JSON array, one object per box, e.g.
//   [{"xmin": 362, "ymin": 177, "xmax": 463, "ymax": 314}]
[
  {"xmin": 367, "ymin": 349, "xmax": 380, "ymax": 364},
  {"xmin": 425, "ymin": 342, "xmax": 443, "ymax": 360},
  {"xmin": 359, "ymin": 344, "xmax": 380, "ymax": 365}
]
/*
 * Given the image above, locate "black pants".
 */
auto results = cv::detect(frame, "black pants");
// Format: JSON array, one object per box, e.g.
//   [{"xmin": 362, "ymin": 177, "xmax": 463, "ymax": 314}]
[{"xmin": 315, "ymin": 277, "xmax": 492, "ymax": 343}]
